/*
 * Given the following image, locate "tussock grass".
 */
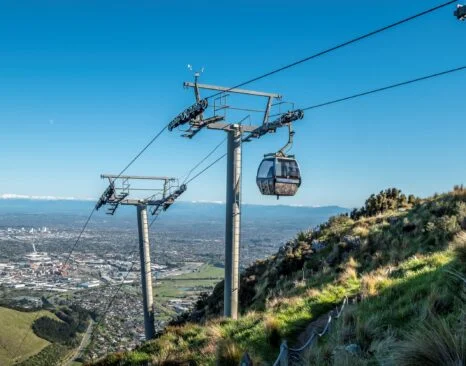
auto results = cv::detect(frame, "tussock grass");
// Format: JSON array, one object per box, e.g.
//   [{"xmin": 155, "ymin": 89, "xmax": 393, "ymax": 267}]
[
  {"xmin": 394, "ymin": 317, "xmax": 465, "ymax": 366},
  {"xmin": 352, "ymin": 225, "xmax": 370, "ymax": 238},
  {"xmin": 337, "ymin": 257, "xmax": 359, "ymax": 284},
  {"xmin": 360, "ymin": 273, "xmax": 390, "ymax": 298},
  {"xmin": 215, "ymin": 339, "xmax": 243, "ymax": 366},
  {"xmin": 263, "ymin": 315, "xmax": 281, "ymax": 348}
]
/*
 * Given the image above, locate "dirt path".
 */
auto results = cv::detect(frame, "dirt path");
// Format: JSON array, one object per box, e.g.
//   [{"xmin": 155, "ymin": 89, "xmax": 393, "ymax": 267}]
[
  {"xmin": 63, "ymin": 319, "xmax": 94, "ymax": 366},
  {"xmin": 294, "ymin": 311, "xmax": 333, "ymax": 348}
]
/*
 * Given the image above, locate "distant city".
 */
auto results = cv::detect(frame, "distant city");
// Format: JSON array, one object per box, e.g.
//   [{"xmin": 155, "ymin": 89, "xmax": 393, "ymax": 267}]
[{"xmin": 0, "ymin": 199, "xmax": 347, "ymax": 358}]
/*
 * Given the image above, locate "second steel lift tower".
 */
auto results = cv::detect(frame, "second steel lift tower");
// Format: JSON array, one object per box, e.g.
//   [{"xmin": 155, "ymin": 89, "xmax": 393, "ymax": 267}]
[
  {"xmin": 168, "ymin": 71, "xmax": 303, "ymax": 319},
  {"xmin": 95, "ymin": 174, "xmax": 186, "ymax": 339}
]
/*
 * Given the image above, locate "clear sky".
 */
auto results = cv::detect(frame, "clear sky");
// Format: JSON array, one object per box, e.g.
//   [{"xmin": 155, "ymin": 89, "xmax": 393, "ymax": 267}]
[{"xmin": 1, "ymin": 0, "xmax": 465, "ymax": 208}]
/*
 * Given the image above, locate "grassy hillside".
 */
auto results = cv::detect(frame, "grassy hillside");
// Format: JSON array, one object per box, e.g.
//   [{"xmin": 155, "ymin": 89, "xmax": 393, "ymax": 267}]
[
  {"xmin": 92, "ymin": 187, "xmax": 466, "ymax": 365},
  {"xmin": 0, "ymin": 307, "xmax": 59, "ymax": 365}
]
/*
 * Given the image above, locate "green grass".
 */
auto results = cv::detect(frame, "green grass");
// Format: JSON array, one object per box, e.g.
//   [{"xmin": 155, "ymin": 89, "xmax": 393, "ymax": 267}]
[
  {"xmin": 154, "ymin": 264, "xmax": 223, "ymax": 299},
  {"xmin": 155, "ymin": 279, "xmax": 218, "ymax": 298},
  {"xmin": 173, "ymin": 264, "xmax": 224, "ymax": 280},
  {"xmin": 92, "ymin": 188, "xmax": 466, "ymax": 365},
  {"xmin": 0, "ymin": 307, "xmax": 60, "ymax": 365},
  {"xmin": 308, "ymin": 253, "xmax": 464, "ymax": 365}
]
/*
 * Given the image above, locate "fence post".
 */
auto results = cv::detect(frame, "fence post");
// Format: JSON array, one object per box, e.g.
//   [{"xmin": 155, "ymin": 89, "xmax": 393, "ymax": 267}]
[
  {"xmin": 239, "ymin": 352, "xmax": 253, "ymax": 366},
  {"xmin": 281, "ymin": 341, "xmax": 288, "ymax": 366}
]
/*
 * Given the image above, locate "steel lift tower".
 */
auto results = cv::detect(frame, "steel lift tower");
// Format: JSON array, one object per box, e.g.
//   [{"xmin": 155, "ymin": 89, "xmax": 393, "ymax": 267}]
[
  {"xmin": 168, "ymin": 71, "xmax": 303, "ymax": 319},
  {"xmin": 95, "ymin": 174, "xmax": 186, "ymax": 339}
]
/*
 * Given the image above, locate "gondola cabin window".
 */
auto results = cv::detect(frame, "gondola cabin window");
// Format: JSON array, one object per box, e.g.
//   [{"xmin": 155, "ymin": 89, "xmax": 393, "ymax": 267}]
[
  {"xmin": 257, "ymin": 159, "xmax": 274, "ymax": 179},
  {"xmin": 276, "ymin": 158, "xmax": 300, "ymax": 179}
]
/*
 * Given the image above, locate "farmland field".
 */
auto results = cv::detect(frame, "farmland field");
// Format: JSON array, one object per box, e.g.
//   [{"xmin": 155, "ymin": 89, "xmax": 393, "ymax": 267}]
[{"xmin": 155, "ymin": 263, "xmax": 223, "ymax": 299}]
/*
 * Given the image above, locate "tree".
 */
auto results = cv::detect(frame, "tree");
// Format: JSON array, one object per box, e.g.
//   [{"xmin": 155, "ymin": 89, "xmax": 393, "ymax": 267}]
[{"xmin": 408, "ymin": 194, "xmax": 416, "ymax": 205}]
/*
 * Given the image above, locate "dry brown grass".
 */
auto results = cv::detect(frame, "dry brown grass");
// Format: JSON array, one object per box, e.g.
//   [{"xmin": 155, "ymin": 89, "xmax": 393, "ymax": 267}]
[
  {"xmin": 352, "ymin": 225, "xmax": 370, "ymax": 238},
  {"xmin": 452, "ymin": 184, "xmax": 466, "ymax": 198},
  {"xmin": 149, "ymin": 339, "xmax": 184, "ymax": 364},
  {"xmin": 206, "ymin": 322, "xmax": 224, "ymax": 341},
  {"xmin": 338, "ymin": 257, "xmax": 359, "ymax": 284},
  {"xmin": 215, "ymin": 339, "xmax": 243, "ymax": 366},
  {"xmin": 305, "ymin": 287, "xmax": 321, "ymax": 299},
  {"xmin": 451, "ymin": 231, "xmax": 466, "ymax": 264},
  {"xmin": 267, "ymin": 295, "xmax": 305, "ymax": 311},
  {"xmin": 263, "ymin": 315, "xmax": 281, "ymax": 348},
  {"xmin": 360, "ymin": 272, "xmax": 389, "ymax": 298}
]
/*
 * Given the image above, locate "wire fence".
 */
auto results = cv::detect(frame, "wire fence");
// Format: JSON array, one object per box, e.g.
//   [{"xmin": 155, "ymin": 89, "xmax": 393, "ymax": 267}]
[{"xmin": 271, "ymin": 296, "xmax": 349, "ymax": 366}]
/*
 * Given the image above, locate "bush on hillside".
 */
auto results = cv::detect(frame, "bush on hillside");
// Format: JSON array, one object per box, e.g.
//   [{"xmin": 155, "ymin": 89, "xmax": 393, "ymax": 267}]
[
  {"xmin": 32, "ymin": 305, "xmax": 91, "ymax": 346},
  {"xmin": 351, "ymin": 188, "xmax": 414, "ymax": 220},
  {"xmin": 32, "ymin": 316, "xmax": 77, "ymax": 346}
]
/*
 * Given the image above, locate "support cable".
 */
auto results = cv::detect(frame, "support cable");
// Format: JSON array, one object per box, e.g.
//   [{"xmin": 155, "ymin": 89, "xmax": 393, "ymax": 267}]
[
  {"xmin": 45, "ymin": 0, "xmax": 463, "ymax": 273},
  {"xmin": 205, "ymin": 0, "xmax": 456, "ymax": 100},
  {"xmin": 62, "ymin": 207, "xmax": 96, "ymax": 268},
  {"xmin": 117, "ymin": 125, "xmax": 168, "ymax": 177},
  {"xmin": 180, "ymin": 66, "xmax": 466, "ymax": 187},
  {"xmin": 184, "ymin": 153, "xmax": 227, "ymax": 185},
  {"xmin": 301, "ymin": 65, "xmax": 466, "ymax": 111},
  {"xmin": 182, "ymin": 137, "xmax": 227, "ymax": 184},
  {"xmin": 22, "ymin": 125, "xmax": 169, "ymax": 361},
  {"xmin": 62, "ymin": 124, "xmax": 169, "ymax": 269},
  {"xmin": 87, "ymin": 251, "xmax": 139, "ymax": 352}
]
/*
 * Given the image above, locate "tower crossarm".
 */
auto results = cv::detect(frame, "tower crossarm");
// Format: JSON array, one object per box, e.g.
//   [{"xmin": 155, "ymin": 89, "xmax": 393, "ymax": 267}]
[
  {"xmin": 455, "ymin": 4, "xmax": 466, "ymax": 20},
  {"xmin": 242, "ymin": 109, "xmax": 304, "ymax": 142}
]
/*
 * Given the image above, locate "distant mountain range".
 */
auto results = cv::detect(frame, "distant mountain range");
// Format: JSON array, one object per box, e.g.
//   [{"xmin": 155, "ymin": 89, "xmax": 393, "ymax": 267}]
[
  {"xmin": 0, "ymin": 197, "xmax": 349, "ymax": 229},
  {"xmin": 0, "ymin": 197, "xmax": 347, "ymax": 218}
]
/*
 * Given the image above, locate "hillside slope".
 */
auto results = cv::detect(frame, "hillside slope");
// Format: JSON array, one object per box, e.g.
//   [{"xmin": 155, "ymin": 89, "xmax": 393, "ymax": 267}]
[
  {"xmin": 92, "ymin": 187, "xmax": 466, "ymax": 365},
  {"xmin": 0, "ymin": 307, "xmax": 59, "ymax": 365}
]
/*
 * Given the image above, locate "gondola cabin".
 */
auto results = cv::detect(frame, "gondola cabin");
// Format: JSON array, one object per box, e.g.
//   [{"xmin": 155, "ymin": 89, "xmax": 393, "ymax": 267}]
[{"xmin": 256, "ymin": 155, "xmax": 301, "ymax": 198}]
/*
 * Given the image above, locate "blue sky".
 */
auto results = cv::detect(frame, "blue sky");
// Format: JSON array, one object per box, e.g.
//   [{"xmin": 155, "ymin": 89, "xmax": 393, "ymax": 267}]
[{"xmin": 1, "ymin": 0, "xmax": 465, "ymax": 208}]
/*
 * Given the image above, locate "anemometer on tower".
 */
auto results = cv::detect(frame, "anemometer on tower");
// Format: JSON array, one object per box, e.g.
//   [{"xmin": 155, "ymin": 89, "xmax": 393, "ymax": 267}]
[{"xmin": 168, "ymin": 68, "xmax": 306, "ymax": 319}]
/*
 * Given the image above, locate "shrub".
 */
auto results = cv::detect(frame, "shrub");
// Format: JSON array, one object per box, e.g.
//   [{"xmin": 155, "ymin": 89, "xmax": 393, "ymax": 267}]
[
  {"xmin": 32, "ymin": 316, "xmax": 77, "ymax": 346},
  {"xmin": 351, "ymin": 188, "xmax": 411, "ymax": 220},
  {"xmin": 126, "ymin": 351, "xmax": 151, "ymax": 364}
]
